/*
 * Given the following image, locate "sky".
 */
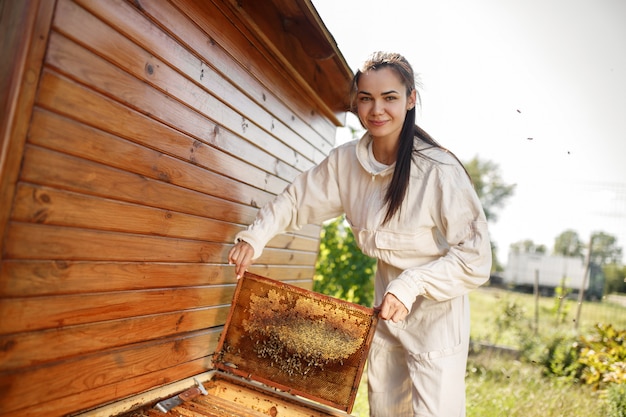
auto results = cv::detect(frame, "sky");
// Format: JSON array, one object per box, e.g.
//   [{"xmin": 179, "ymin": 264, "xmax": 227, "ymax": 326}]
[{"xmin": 312, "ymin": 0, "xmax": 626, "ymax": 265}]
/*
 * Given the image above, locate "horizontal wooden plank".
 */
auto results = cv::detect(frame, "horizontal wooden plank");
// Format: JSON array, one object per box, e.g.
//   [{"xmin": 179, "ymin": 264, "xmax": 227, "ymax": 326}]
[
  {"xmin": 54, "ymin": 0, "xmax": 330, "ymax": 168},
  {"xmin": 20, "ymin": 143, "xmax": 258, "ymax": 225},
  {"xmin": 0, "ymin": 306, "xmax": 228, "ymax": 370},
  {"xmin": 221, "ymin": 0, "xmax": 353, "ymax": 118},
  {"xmin": 4, "ymin": 220, "xmax": 318, "ymax": 264},
  {"xmin": 218, "ymin": 0, "xmax": 350, "ymax": 125},
  {"xmin": 35, "ymin": 61, "xmax": 300, "ymax": 193},
  {"xmin": 77, "ymin": 0, "xmax": 337, "ymax": 152},
  {"xmin": 33, "ymin": 71, "xmax": 278, "ymax": 208},
  {"xmin": 0, "ymin": 260, "xmax": 314, "ymax": 297},
  {"xmin": 22, "ymin": 359, "xmax": 210, "ymax": 416},
  {"xmin": 168, "ymin": 0, "xmax": 340, "ymax": 139},
  {"xmin": 247, "ymin": 265, "xmax": 315, "ymax": 283},
  {"xmin": 0, "ymin": 283, "xmax": 235, "ymax": 334},
  {"xmin": 12, "ymin": 183, "xmax": 243, "ymax": 243},
  {"xmin": 12, "ymin": 183, "xmax": 320, "ymax": 253},
  {"xmin": 266, "ymin": 234, "xmax": 320, "ymax": 257},
  {"xmin": 255, "ymin": 246, "xmax": 319, "ymax": 268},
  {"xmin": 27, "ymin": 110, "xmax": 323, "ymax": 238},
  {"xmin": 30, "ymin": 104, "xmax": 289, "ymax": 198},
  {"xmin": 4, "ymin": 221, "xmax": 228, "ymax": 263},
  {"xmin": 47, "ymin": 4, "xmax": 316, "ymax": 176},
  {"xmin": 0, "ymin": 330, "xmax": 219, "ymax": 415}
]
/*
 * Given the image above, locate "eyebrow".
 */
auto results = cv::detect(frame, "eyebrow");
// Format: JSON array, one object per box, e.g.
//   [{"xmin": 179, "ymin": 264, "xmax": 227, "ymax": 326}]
[{"xmin": 357, "ymin": 90, "xmax": 400, "ymax": 96}]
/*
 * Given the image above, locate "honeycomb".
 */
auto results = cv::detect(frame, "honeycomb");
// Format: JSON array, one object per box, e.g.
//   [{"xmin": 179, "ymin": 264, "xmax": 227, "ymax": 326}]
[
  {"xmin": 214, "ymin": 272, "xmax": 378, "ymax": 413},
  {"xmin": 243, "ymin": 289, "xmax": 367, "ymax": 376}
]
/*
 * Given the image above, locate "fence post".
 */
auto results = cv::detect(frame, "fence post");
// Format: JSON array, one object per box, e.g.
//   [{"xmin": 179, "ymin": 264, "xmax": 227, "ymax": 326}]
[
  {"xmin": 575, "ymin": 235, "xmax": 594, "ymax": 331},
  {"xmin": 534, "ymin": 269, "xmax": 539, "ymax": 335}
]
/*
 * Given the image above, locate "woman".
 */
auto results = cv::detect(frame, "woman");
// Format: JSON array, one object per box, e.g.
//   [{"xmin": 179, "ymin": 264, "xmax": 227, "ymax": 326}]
[{"xmin": 228, "ymin": 51, "xmax": 492, "ymax": 417}]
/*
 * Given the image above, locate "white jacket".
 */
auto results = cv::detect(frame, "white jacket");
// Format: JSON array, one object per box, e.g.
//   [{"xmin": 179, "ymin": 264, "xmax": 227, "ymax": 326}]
[{"xmin": 236, "ymin": 133, "xmax": 492, "ymax": 311}]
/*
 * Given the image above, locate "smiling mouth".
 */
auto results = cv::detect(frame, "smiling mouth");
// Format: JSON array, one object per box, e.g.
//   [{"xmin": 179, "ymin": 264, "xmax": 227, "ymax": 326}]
[{"xmin": 369, "ymin": 120, "xmax": 387, "ymax": 126}]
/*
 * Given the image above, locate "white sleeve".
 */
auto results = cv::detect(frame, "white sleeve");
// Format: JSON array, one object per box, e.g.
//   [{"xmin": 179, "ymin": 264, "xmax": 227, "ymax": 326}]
[
  {"xmin": 386, "ymin": 163, "xmax": 492, "ymax": 308},
  {"xmin": 235, "ymin": 149, "xmax": 344, "ymax": 259}
]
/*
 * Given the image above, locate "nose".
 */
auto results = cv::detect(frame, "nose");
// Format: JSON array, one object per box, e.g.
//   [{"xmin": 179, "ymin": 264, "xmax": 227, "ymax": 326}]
[{"xmin": 372, "ymin": 99, "xmax": 385, "ymax": 115}]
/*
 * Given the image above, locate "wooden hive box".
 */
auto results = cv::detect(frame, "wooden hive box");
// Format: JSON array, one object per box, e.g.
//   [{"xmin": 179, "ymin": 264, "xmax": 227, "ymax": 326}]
[
  {"xmin": 126, "ymin": 272, "xmax": 378, "ymax": 416},
  {"xmin": 0, "ymin": 0, "xmax": 352, "ymax": 415}
]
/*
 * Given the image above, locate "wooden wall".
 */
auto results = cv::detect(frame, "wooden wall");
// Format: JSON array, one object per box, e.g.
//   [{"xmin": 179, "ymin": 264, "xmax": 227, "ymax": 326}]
[{"xmin": 0, "ymin": 0, "xmax": 351, "ymax": 415}]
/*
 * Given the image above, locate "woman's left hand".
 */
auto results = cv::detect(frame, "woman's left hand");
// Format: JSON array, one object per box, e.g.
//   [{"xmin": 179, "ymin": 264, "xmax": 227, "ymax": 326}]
[{"xmin": 379, "ymin": 293, "xmax": 409, "ymax": 322}]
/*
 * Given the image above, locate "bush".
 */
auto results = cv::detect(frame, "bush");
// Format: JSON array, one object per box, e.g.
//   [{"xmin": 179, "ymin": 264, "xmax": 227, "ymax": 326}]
[
  {"xmin": 605, "ymin": 383, "xmax": 626, "ymax": 417},
  {"xmin": 314, "ymin": 216, "xmax": 375, "ymax": 307},
  {"xmin": 578, "ymin": 324, "xmax": 626, "ymax": 389},
  {"xmin": 542, "ymin": 335, "xmax": 582, "ymax": 382},
  {"xmin": 604, "ymin": 263, "xmax": 626, "ymax": 294},
  {"xmin": 543, "ymin": 323, "xmax": 626, "ymax": 390}
]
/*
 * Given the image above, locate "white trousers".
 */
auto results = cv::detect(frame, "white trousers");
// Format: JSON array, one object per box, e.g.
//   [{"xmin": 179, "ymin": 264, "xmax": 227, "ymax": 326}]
[{"xmin": 367, "ymin": 295, "xmax": 470, "ymax": 417}]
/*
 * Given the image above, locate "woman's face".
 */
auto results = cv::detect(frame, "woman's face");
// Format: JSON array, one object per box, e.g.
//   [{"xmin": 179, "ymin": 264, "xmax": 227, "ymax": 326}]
[{"xmin": 356, "ymin": 67, "xmax": 416, "ymax": 143}]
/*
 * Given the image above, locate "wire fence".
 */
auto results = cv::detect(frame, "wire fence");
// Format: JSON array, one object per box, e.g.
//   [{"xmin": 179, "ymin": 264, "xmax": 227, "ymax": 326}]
[{"xmin": 469, "ymin": 286, "xmax": 626, "ymax": 348}]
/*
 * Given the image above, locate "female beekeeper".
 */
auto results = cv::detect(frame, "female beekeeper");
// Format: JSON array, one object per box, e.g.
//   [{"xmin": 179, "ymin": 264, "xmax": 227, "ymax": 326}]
[{"xmin": 228, "ymin": 51, "xmax": 492, "ymax": 417}]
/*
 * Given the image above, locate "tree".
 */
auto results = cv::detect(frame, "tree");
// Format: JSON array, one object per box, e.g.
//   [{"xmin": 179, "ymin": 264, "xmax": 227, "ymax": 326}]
[
  {"xmin": 464, "ymin": 157, "xmax": 516, "ymax": 222},
  {"xmin": 589, "ymin": 231, "xmax": 623, "ymax": 266},
  {"xmin": 313, "ymin": 216, "xmax": 375, "ymax": 307},
  {"xmin": 586, "ymin": 231, "xmax": 624, "ymax": 295},
  {"xmin": 510, "ymin": 239, "xmax": 547, "ymax": 254},
  {"xmin": 464, "ymin": 157, "xmax": 516, "ymax": 272},
  {"xmin": 603, "ymin": 263, "xmax": 626, "ymax": 294},
  {"xmin": 554, "ymin": 230, "xmax": 584, "ymax": 258}
]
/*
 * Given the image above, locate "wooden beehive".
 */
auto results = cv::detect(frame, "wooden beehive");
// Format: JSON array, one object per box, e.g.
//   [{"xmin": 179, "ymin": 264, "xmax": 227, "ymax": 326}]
[
  {"xmin": 0, "ymin": 0, "xmax": 352, "ymax": 415},
  {"xmin": 128, "ymin": 273, "xmax": 378, "ymax": 416},
  {"xmin": 213, "ymin": 272, "xmax": 378, "ymax": 414}
]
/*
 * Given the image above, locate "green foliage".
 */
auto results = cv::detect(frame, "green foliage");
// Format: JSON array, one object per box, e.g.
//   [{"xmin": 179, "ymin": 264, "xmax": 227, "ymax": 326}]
[
  {"xmin": 554, "ymin": 229, "xmax": 585, "ymax": 258},
  {"xmin": 542, "ymin": 335, "xmax": 582, "ymax": 382},
  {"xmin": 605, "ymin": 383, "xmax": 626, "ymax": 417},
  {"xmin": 552, "ymin": 283, "xmax": 573, "ymax": 324},
  {"xmin": 604, "ymin": 263, "xmax": 626, "ymax": 294},
  {"xmin": 590, "ymin": 232, "xmax": 623, "ymax": 266},
  {"xmin": 509, "ymin": 239, "xmax": 547, "ymax": 254},
  {"xmin": 313, "ymin": 216, "xmax": 375, "ymax": 307},
  {"xmin": 463, "ymin": 157, "xmax": 515, "ymax": 223},
  {"xmin": 470, "ymin": 288, "xmax": 626, "ymax": 347},
  {"xmin": 542, "ymin": 323, "xmax": 626, "ymax": 390},
  {"xmin": 578, "ymin": 324, "xmax": 626, "ymax": 388},
  {"xmin": 489, "ymin": 240, "xmax": 503, "ymax": 273},
  {"xmin": 463, "ymin": 157, "xmax": 515, "ymax": 272},
  {"xmin": 468, "ymin": 291, "xmax": 625, "ymax": 416},
  {"xmin": 493, "ymin": 299, "xmax": 529, "ymax": 346}
]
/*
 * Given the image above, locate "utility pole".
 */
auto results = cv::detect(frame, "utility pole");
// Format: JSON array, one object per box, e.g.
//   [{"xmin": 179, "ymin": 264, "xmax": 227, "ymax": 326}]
[{"xmin": 575, "ymin": 235, "xmax": 594, "ymax": 331}]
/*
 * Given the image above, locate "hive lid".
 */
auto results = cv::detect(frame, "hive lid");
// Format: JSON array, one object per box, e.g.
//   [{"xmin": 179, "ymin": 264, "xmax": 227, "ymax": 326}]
[{"xmin": 213, "ymin": 272, "xmax": 379, "ymax": 414}]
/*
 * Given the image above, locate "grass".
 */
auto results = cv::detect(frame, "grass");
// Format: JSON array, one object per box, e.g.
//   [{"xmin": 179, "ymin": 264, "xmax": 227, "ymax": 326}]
[
  {"xmin": 349, "ymin": 287, "xmax": 626, "ymax": 416},
  {"xmin": 466, "ymin": 352, "xmax": 606, "ymax": 417}
]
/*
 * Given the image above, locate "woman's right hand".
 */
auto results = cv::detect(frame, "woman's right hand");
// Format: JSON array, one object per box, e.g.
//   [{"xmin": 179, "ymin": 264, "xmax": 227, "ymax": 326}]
[{"xmin": 227, "ymin": 240, "xmax": 255, "ymax": 279}]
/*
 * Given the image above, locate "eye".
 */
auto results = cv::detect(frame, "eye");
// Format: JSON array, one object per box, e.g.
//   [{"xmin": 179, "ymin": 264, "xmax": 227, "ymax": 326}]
[
  {"xmin": 385, "ymin": 96, "xmax": 398, "ymax": 101},
  {"xmin": 358, "ymin": 96, "xmax": 372, "ymax": 102}
]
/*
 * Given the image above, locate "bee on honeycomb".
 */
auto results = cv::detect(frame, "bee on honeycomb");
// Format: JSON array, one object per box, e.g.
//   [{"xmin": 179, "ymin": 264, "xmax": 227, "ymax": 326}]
[{"xmin": 242, "ymin": 290, "xmax": 369, "ymax": 377}]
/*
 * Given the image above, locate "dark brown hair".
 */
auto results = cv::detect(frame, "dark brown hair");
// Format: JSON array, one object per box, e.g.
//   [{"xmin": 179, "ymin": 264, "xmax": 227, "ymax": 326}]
[{"xmin": 351, "ymin": 52, "xmax": 453, "ymax": 224}]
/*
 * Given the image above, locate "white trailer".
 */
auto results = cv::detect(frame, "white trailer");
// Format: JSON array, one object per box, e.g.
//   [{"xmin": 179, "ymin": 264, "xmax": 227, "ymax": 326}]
[{"xmin": 503, "ymin": 252, "xmax": 588, "ymax": 295}]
